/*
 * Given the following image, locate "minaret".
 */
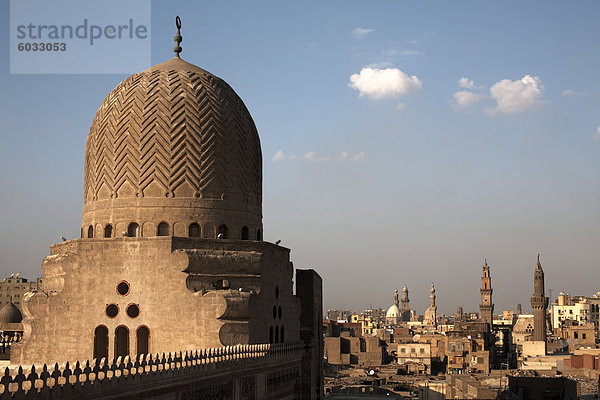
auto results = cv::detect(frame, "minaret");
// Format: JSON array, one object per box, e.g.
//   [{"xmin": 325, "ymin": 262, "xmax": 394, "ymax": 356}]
[
  {"xmin": 530, "ymin": 254, "xmax": 549, "ymax": 343},
  {"xmin": 393, "ymin": 288, "xmax": 399, "ymax": 307},
  {"xmin": 424, "ymin": 283, "xmax": 437, "ymax": 327},
  {"xmin": 479, "ymin": 259, "xmax": 494, "ymax": 327},
  {"xmin": 456, "ymin": 306, "xmax": 463, "ymax": 321},
  {"xmin": 401, "ymin": 285, "xmax": 410, "ymax": 320}
]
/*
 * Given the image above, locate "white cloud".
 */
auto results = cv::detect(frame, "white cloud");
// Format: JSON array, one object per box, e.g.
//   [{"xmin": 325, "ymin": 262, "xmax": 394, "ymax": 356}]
[
  {"xmin": 452, "ymin": 77, "xmax": 485, "ymax": 109},
  {"xmin": 458, "ymin": 77, "xmax": 476, "ymax": 89},
  {"xmin": 275, "ymin": 150, "xmax": 365, "ymax": 163},
  {"xmin": 458, "ymin": 77, "xmax": 485, "ymax": 90},
  {"xmin": 396, "ymin": 102, "xmax": 406, "ymax": 110},
  {"xmin": 272, "ymin": 150, "xmax": 297, "ymax": 162},
  {"xmin": 338, "ymin": 151, "xmax": 365, "ymax": 161},
  {"xmin": 562, "ymin": 89, "xmax": 583, "ymax": 97},
  {"xmin": 349, "ymin": 67, "xmax": 422, "ymax": 99},
  {"xmin": 488, "ymin": 75, "xmax": 545, "ymax": 114},
  {"xmin": 452, "ymin": 91, "xmax": 484, "ymax": 108},
  {"xmin": 353, "ymin": 27, "xmax": 374, "ymax": 39},
  {"xmin": 352, "ymin": 152, "xmax": 366, "ymax": 161},
  {"xmin": 272, "ymin": 150, "xmax": 285, "ymax": 162},
  {"xmin": 365, "ymin": 61, "xmax": 394, "ymax": 69},
  {"xmin": 303, "ymin": 151, "xmax": 330, "ymax": 163},
  {"xmin": 594, "ymin": 126, "xmax": 600, "ymax": 142},
  {"xmin": 400, "ymin": 50, "xmax": 423, "ymax": 57}
]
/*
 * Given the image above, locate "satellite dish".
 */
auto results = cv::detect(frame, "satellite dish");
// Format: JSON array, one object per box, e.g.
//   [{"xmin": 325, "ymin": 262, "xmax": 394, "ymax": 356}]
[{"xmin": 412, "ymin": 334, "xmax": 421, "ymax": 342}]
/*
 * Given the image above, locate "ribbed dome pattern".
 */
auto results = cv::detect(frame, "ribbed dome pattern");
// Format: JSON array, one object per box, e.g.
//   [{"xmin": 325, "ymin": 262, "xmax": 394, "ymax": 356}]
[
  {"xmin": 81, "ymin": 57, "xmax": 263, "ymax": 239},
  {"xmin": 84, "ymin": 57, "xmax": 261, "ymax": 205}
]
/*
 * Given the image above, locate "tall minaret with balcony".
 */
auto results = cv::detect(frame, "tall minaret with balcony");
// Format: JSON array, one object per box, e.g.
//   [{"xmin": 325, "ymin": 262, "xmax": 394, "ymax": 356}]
[
  {"xmin": 401, "ymin": 285, "xmax": 410, "ymax": 321},
  {"xmin": 530, "ymin": 254, "xmax": 549, "ymax": 343},
  {"xmin": 424, "ymin": 283, "xmax": 437, "ymax": 327},
  {"xmin": 479, "ymin": 259, "xmax": 494, "ymax": 327}
]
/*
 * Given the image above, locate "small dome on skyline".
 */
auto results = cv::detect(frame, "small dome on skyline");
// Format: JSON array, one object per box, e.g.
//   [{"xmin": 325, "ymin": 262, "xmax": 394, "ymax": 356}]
[
  {"xmin": 0, "ymin": 302, "xmax": 23, "ymax": 324},
  {"xmin": 386, "ymin": 304, "xmax": 400, "ymax": 318}
]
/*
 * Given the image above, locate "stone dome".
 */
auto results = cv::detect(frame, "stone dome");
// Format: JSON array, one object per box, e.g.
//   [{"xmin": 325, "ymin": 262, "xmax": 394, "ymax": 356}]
[
  {"xmin": 386, "ymin": 304, "xmax": 400, "ymax": 318},
  {"xmin": 0, "ymin": 302, "xmax": 23, "ymax": 324},
  {"xmin": 82, "ymin": 57, "xmax": 263, "ymax": 240}
]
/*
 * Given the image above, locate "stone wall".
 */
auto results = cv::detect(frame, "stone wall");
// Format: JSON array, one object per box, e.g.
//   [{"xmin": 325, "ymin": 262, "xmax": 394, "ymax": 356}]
[
  {"xmin": 508, "ymin": 376, "xmax": 579, "ymax": 400},
  {"xmin": 445, "ymin": 374, "xmax": 498, "ymax": 400},
  {"xmin": 12, "ymin": 237, "xmax": 301, "ymax": 365},
  {"xmin": 0, "ymin": 343, "xmax": 303, "ymax": 399},
  {"xmin": 323, "ymin": 336, "xmax": 383, "ymax": 367},
  {"xmin": 296, "ymin": 269, "xmax": 323, "ymax": 400}
]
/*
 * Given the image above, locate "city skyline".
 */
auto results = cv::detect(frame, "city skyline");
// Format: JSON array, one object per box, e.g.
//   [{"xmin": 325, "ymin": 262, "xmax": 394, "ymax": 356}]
[{"xmin": 1, "ymin": 1, "xmax": 599, "ymax": 315}]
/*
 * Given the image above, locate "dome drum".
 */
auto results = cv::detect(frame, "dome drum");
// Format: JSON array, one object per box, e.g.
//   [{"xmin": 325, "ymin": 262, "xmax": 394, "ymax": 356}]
[
  {"xmin": 81, "ymin": 218, "xmax": 262, "ymax": 240},
  {"xmin": 82, "ymin": 197, "xmax": 262, "ymax": 239}
]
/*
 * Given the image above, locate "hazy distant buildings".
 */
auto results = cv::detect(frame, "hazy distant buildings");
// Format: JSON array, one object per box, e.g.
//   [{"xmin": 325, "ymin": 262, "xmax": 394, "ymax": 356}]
[
  {"xmin": 0, "ymin": 275, "xmax": 43, "ymax": 309},
  {"xmin": 551, "ymin": 292, "xmax": 600, "ymax": 331},
  {"xmin": 323, "ymin": 252, "xmax": 600, "ymax": 392},
  {"xmin": 455, "ymin": 306, "xmax": 463, "ymax": 322},
  {"xmin": 326, "ymin": 309, "xmax": 353, "ymax": 322},
  {"xmin": 445, "ymin": 330, "xmax": 490, "ymax": 374},
  {"xmin": 392, "ymin": 342, "xmax": 431, "ymax": 374},
  {"xmin": 323, "ymin": 319, "xmax": 384, "ymax": 366}
]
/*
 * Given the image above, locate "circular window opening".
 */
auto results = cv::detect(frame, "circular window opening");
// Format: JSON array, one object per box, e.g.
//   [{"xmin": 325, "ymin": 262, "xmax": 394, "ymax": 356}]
[
  {"xmin": 272, "ymin": 306, "xmax": 277, "ymax": 319},
  {"xmin": 275, "ymin": 286, "xmax": 279, "ymax": 299},
  {"xmin": 278, "ymin": 306, "xmax": 282, "ymax": 319},
  {"xmin": 117, "ymin": 281, "xmax": 130, "ymax": 296},
  {"xmin": 126, "ymin": 303, "xmax": 140, "ymax": 318},
  {"xmin": 106, "ymin": 304, "xmax": 119, "ymax": 318}
]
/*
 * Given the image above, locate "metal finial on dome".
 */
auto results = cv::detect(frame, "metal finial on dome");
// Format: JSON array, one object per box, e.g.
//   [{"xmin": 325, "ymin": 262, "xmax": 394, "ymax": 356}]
[{"xmin": 174, "ymin": 16, "xmax": 183, "ymax": 58}]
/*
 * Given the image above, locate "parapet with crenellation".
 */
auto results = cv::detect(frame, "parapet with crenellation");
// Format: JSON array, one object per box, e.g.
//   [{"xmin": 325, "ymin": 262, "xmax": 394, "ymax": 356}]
[{"xmin": 0, "ymin": 342, "xmax": 303, "ymax": 399}]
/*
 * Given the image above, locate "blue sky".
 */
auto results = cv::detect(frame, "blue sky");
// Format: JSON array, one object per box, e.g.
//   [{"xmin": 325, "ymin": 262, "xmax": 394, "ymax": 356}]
[{"xmin": 0, "ymin": 0, "xmax": 599, "ymax": 315}]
